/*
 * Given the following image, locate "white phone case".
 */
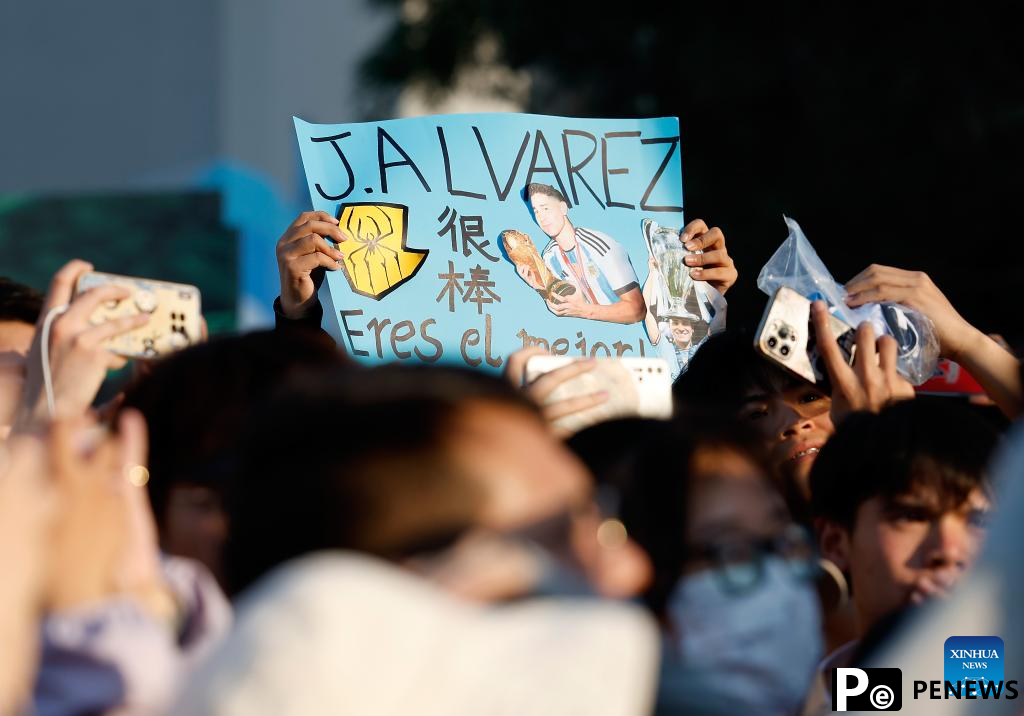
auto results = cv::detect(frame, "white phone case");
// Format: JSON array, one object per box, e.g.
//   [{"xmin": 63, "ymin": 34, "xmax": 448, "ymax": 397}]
[
  {"xmin": 754, "ymin": 286, "xmax": 855, "ymax": 384},
  {"xmin": 524, "ymin": 356, "xmax": 673, "ymax": 435},
  {"xmin": 75, "ymin": 272, "xmax": 202, "ymax": 359}
]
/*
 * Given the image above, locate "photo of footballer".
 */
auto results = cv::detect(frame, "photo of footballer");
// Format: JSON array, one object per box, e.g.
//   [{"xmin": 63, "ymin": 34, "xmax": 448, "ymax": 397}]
[
  {"xmin": 505, "ymin": 183, "xmax": 647, "ymax": 325},
  {"xmin": 641, "ymin": 220, "xmax": 727, "ymax": 377}
]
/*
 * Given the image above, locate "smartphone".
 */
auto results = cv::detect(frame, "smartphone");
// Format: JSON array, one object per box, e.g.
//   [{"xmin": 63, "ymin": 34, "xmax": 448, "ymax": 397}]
[
  {"xmin": 754, "ymin": 287, "xmax": 855, "ymax": 384},
  {"xmin": 74, "ymin": 272, "xmax": 202, "ymax": 359},
  {"xmin": 524, "ymin": 356, "xmax": 673, "ymax": 434}
]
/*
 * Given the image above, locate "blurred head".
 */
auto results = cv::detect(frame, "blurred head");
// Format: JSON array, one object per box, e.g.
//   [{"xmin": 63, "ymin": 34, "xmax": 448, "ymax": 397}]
[
  {"xmin": 0, "ymin": 277, "xmax": 43, "ymax": 430},
  {"xmin": 0, "ymin": 277, "xmax": 42, "ymax": 333},
  {"xmin": 675, "ymin": 331, "xmax": 834, "ymax": 515},
  {"xmin": 528, "ymin": 183, "xmax": 569, "ymax": 238},
  {"xmin": 811, "ymin": 399, "xmax": 997, "ymax": 632},
  {"xmin": 121, "ymin": 330, "xmax": 344, "ymax": 582},
  {"xmin": 574, "ymin": 416, "xmax": 821, "ymax": 712},
  {"xmin": 225, "ymin": 365, "xmax": 593, "ymax": 597},
  {"xmin": 667, "ymin": 317, "xmax": 693, "ymax": 348},
  {"xmin": 577, "ymin": 417, "xmax": 805, "ymax": 617}
]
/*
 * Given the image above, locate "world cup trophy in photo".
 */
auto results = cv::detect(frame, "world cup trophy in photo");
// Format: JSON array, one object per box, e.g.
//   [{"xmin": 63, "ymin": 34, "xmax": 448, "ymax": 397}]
[{"xmin": 501, "ymin": 229, "xmax": 578, "ymax": 302}]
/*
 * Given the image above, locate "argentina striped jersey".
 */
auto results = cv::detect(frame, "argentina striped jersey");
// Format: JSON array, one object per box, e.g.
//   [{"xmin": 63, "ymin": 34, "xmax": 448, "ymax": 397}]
[{"xmin": 541, "ymin": 227, "xmax": 640, "ymax": 305}]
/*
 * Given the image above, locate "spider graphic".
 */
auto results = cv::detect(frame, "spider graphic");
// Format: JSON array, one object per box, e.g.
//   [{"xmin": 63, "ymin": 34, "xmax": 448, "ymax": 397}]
[{"xmin": 343, "ymin": 206, "xmax": 406, "ymax": 293}]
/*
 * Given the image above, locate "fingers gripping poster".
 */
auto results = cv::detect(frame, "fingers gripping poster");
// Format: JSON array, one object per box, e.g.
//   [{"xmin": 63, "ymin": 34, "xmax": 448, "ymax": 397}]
[{"xmin": 294, "ymin": 113, "xmax": 725, "ymax": 378}]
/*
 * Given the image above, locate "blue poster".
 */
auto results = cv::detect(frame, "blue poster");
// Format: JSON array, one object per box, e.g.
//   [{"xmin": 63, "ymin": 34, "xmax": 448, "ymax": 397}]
[{"xmin": 294, "ymin": 113, "xmax": 723, "ymax": 376}]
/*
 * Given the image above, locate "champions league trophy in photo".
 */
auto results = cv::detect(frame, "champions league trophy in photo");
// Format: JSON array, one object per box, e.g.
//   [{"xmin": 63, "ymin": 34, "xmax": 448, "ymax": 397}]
[{"xmin": 642, "ymin": 219, "xmax": 709, "ymax": 322}]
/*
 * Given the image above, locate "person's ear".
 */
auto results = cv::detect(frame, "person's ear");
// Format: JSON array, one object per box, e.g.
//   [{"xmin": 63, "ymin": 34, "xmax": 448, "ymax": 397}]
[
  {"xmin": 819, "ymin": 519, "xmax": 852, "ymax": 572},
  {"xmin": 559, "ymin": 201, "xmax": 568, "ymax": 217}
]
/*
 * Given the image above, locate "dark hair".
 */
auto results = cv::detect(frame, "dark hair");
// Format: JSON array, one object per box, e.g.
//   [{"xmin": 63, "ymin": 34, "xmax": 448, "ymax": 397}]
[
  {"xmin": 810, "ymin": 398, "xmax": 998, "ymax": 529},
  {"xmin": 224, "ymin": 364, "xmax": 536, "ymax": 596},
  {"xmin": 120, "ymin": 330, "xmax": 344, "ymax": 526},
  {"xmin": 568, "ymin": 416, "xmax": 768, "ymax": 617},
  {"xmin": 527, "ymin": 183, "xmax": 567, "ymax": 205},
  {"xmin": 667, "ymin": 315, "xmax": 694, "ymax": 326},
  {"xmin": 0, "ymin": 276, "xmax": 43, "ymax": 325},
  {"xmin": 673, "ymin": 330, "xmax": 807, "ymax": 412}
]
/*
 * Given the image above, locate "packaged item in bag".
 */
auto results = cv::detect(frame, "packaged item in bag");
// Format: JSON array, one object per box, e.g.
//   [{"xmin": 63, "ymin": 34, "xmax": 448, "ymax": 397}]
[{"xmin": 756, "ymin": 216, "xmax": 939, "ymax": 385}]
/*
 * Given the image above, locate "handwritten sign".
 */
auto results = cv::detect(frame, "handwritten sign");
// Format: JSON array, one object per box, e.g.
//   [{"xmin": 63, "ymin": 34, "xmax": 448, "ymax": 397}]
[{"xmin": 294, "ymin": 113, "xmax": 722, "ymax": 376}]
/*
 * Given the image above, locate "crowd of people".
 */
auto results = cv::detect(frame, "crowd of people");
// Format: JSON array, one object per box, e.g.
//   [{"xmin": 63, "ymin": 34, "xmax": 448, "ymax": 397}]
[{"xmin": 1, "ymin": 210, "xmax": 1023, "ymax": 715}]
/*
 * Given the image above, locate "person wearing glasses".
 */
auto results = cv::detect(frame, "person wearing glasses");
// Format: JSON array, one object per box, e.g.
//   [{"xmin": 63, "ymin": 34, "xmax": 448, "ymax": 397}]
[{"xmin": 568, "ymin": 416, "xmax": 823, "ymax": 716}]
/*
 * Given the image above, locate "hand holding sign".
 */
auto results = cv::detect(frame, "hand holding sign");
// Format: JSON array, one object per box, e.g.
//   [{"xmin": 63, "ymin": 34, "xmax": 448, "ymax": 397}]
[
  {"xmin": 680, "ymin": 219, "xmax": 737, "ymax": 295},
  {"xmin": 276, "ymin": 211, "xmax": 348, "ymax": 320}
]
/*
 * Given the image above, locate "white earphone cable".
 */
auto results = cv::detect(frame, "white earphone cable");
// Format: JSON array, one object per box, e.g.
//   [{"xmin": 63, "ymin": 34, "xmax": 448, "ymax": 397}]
[{"xmin": 40, "ymin": 304, "xmax": 69, "ymax": 419}]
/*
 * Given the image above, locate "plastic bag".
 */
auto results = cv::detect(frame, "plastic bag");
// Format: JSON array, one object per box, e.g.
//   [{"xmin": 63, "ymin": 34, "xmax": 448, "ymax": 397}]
[{"xmin": 756, "ymin": 216, "xmax": 939, "ymax": 385}]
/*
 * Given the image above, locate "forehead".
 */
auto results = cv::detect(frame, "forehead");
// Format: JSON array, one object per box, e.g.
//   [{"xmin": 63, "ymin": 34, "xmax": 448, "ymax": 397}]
[
  {"xmin": 0, "ymin": 320, "xmax": 35, "ymax": 355},
  {"xmin": 687, "ymin": 457, "xmax": 783, "ymax": 538},
  {"xmin": 530, "ymin": 192, "xmax": 559, "ymax": 207},
  {"xmin": 882, "ymin": 483, "xmax": 990, "ymax": 513},
  {"xmin": 455, "ymin": 402, "xmax": 573, "ymax": 473},
  {"xmin": 691, "ymin": 445, "xmax": 762, "ymax": 479},
  {"xmin": 742, "ymin": 379, "xmax": 820, "ymax": 403},
  {"xmin": 449, "ymin": 400, "xmax": 592, "ymax": 524}
]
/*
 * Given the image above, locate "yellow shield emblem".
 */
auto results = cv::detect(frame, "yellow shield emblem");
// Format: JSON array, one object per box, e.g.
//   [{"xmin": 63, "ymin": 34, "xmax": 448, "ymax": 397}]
[{"xmin": 337, "ymin": 203, "xmax": 428, "ymax": 299}]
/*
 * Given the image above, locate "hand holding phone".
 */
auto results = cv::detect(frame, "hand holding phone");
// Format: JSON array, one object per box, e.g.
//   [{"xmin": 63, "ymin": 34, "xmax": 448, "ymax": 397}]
[
  {"xmin": 524, "ymin": 356, "xmax": 673, "ymax": 435},
  {"xmin": 16, "ymin": 262, "xmax": 154, "ymax": 425},
  {"xmin": 809, "ymin": 301, "xmax": 915, "ymax": 422},
  {"xmin": 755, "ymin": 287, "xmax": 855, "ymax": 385},
  {"xmin": 755, "ymin": 288, "xmax": 913, "ymax": 421},
  {"xmin": 74, "ymin": 272, "xmax": 202, "ymax": 359}
]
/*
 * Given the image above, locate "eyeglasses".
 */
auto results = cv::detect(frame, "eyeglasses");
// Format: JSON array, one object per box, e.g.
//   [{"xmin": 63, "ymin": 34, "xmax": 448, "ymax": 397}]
[{"xmin": 684, "ymin": 523, "xmax": 817, "ymax": 595}]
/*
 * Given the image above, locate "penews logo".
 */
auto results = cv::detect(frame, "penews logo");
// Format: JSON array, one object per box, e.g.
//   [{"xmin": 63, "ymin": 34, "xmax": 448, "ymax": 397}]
[
  {"xmin": 832, "ymin": 668, "xmax": 902, "ymax": 711},
  {"xmin": 945, "ymin": 636, "xmax": 1004, "ymax": 688}
]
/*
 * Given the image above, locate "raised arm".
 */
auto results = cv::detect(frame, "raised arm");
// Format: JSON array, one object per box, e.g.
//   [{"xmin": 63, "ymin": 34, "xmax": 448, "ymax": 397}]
[{"xmin": 845, "ymin": 265, "xmax": 1021, "ymax": 419}]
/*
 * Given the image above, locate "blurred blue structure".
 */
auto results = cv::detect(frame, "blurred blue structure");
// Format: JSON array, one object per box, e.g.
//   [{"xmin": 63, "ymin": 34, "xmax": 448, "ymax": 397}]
[{"xmin": 0, "ymin": 0, "xmax": 391, "ymax": 327}]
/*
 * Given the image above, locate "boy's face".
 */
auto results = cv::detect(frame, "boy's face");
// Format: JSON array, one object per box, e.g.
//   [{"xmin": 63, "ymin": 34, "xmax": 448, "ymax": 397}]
[
  {"xmin": 449, "ymin": 400, "xmax": 651, "ymax": 599},
  {"xmin": 739, "ymin": 383, "xmax": 835, "ymax": 501},
  {"xmin": 530, "ymin": 192, "xmax": 568, "ymax": 238},
  {"xmin": 683, "ymin": 447, "xmax": 790, "ymax": 576},
  {"xmin": 163, "ymin": 484, "xmax": 229, "ymax": 583},
  {"xmin": 821, "ymin": 484, "xmax": 990, "ymax": 631},
  {"xmin": 668, "ymin": 319, "xmax": 693, "ymax": 348},
  {"xmin": 451, "ymin": 401, "xmax": 591, "ymax": 531}
]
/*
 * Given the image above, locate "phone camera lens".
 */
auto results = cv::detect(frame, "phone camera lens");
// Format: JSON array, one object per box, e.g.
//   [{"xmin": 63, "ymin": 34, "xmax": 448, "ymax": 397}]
[
  {"xmin": 780, "ymin": 345, "xmax": 790, "ymax": 357},
  {"xmin": 767, "ymin": 337, "xmax": 778, "ymax": 349},
  {"xmin": 778, "ymin": 326, "xmax": 789, "ymax": 339}
]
